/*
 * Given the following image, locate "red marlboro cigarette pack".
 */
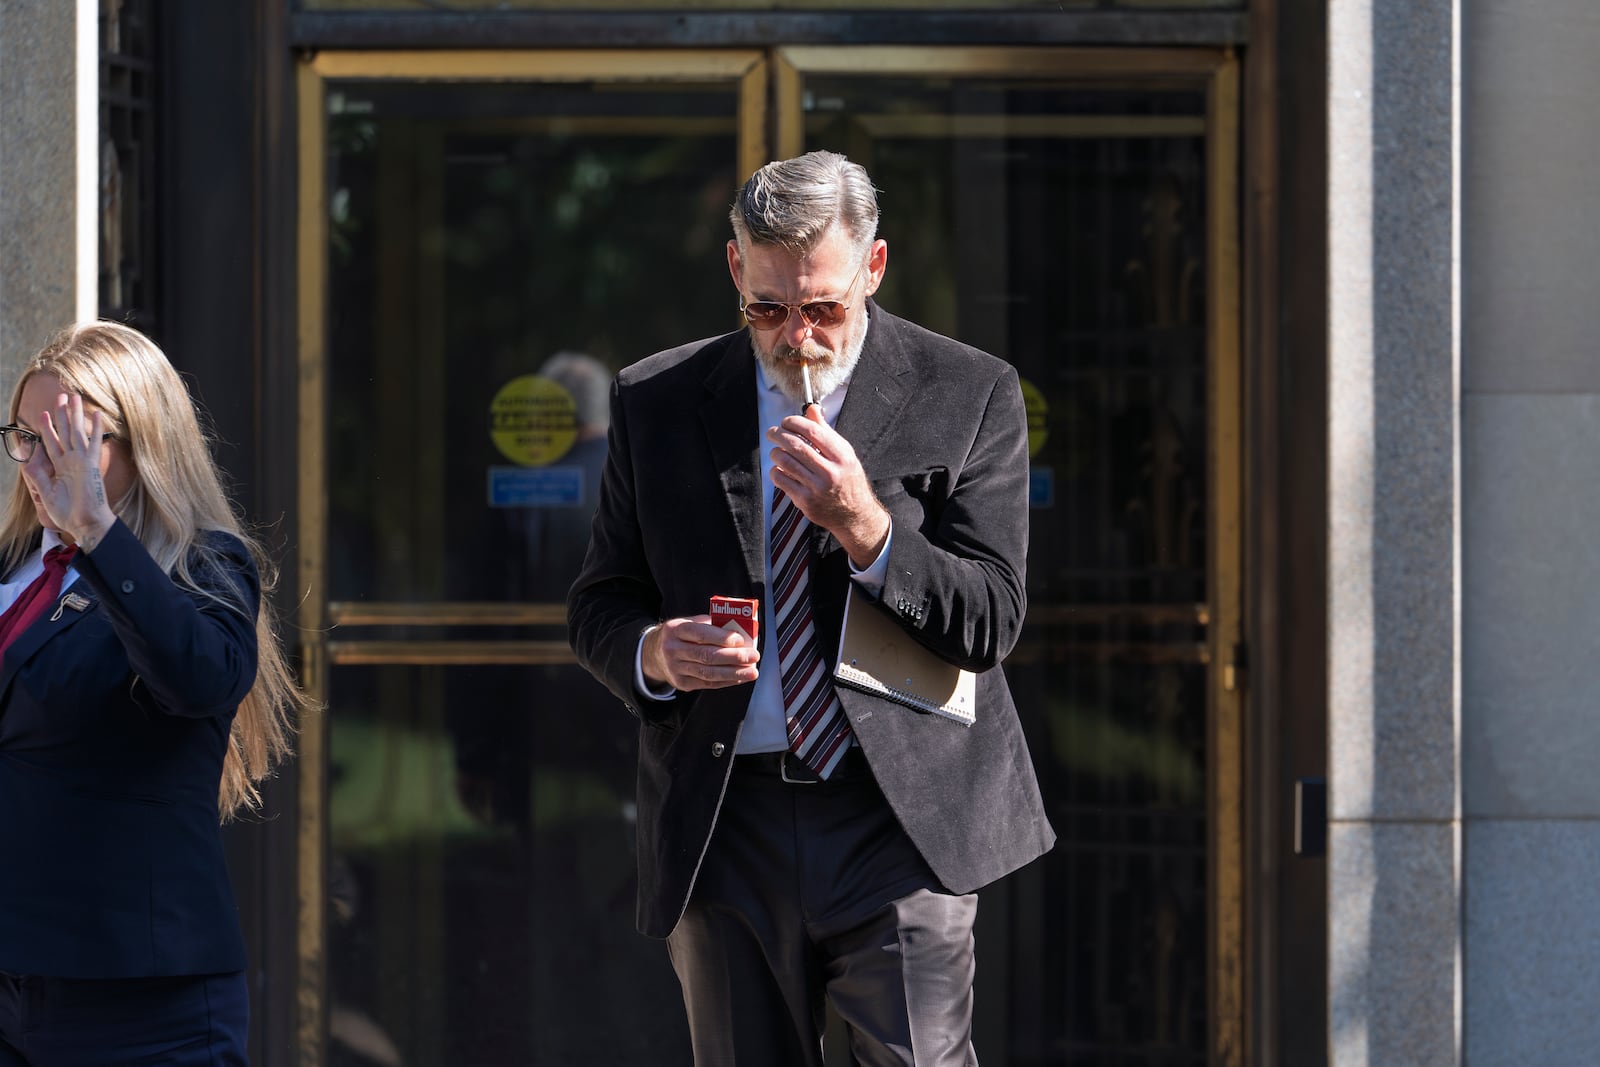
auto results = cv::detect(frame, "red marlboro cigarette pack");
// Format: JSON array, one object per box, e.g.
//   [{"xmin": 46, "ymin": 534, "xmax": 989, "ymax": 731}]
[{"xmin": 710, "ymin": 596, "xmax": 759, "ymax": 644}]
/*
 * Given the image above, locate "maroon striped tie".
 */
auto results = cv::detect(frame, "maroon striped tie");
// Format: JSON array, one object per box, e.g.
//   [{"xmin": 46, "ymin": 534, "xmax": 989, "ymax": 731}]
[{"xmin": 770, "ymin": 488, "xmax": 851, "ymax": 777}]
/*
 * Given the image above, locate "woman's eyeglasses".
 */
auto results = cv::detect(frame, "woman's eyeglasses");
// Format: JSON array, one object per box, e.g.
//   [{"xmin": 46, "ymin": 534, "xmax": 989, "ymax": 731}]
[{"xmin": 0, "ymin": 425, "xmax": 116, "ymax": 463}]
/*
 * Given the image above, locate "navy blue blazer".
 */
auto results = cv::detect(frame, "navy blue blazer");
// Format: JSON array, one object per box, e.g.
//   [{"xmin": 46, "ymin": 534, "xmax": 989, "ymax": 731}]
[{"xmin": 0, "ymin": 519, "xmax": 258, "ymax": 979}]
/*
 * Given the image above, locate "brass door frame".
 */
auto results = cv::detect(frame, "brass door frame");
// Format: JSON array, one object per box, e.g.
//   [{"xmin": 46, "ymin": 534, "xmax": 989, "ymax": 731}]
[
  {"xmin": 294, "ymin": 44, "xmax": 1243, "ymax": 1066},
  {"xmin": 294, "ymin": 49, "xmax": 767, "ymax": 1066},
  {"xmin": 773, "ymin": 45, "xmax": 1245, "ymax": 1065}
]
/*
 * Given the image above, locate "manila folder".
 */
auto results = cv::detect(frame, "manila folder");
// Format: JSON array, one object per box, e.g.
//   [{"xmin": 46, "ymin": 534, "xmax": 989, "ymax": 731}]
[{"xmin": 833, "ymin": 587, "xmax": 976, "ymax": 726}]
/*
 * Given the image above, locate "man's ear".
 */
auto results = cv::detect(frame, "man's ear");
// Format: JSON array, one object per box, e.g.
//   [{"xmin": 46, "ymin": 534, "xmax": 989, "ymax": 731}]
[
  {"xmin": 865, "ymin": 239, "xmax": 888, "ymax": 296},
  {"xmin": 726, "ymin": 240, "xmax": 743, "ymax": 290}
]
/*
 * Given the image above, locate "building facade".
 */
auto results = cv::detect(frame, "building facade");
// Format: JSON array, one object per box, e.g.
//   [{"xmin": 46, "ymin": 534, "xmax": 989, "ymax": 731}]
[{"xmin": 0, "ymin": 1, "xmax": 1594, "ymax": 1064}]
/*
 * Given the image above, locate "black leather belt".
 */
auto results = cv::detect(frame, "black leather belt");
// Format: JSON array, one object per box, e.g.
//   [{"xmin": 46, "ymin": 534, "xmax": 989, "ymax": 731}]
[{"xmin": 734, "ymin": 746, "xmax": 871, "ymax": 784}]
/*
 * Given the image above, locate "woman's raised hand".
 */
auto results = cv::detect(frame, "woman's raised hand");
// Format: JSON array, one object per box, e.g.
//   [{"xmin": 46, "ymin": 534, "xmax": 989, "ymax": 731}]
[{"xmin": 21, "ymin": 392, "xmax": 116, "ymax": 551}]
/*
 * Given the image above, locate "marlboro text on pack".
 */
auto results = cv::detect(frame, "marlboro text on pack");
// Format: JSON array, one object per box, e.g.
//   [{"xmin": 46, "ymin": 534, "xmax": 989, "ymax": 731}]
[{"xmin": 710, "ymin": 596, "xmax": 759, "ymax": 643}]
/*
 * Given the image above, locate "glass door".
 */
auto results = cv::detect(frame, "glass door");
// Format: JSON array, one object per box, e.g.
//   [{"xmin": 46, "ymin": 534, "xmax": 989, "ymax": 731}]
[
  {"xmin": 296, "ymin": 44, "xmax": 1241, "ymax": 1067},
  {"xmin": 296, "ymin": 51, "xmax": 765, "ymax": 1067},
  {"xmin": 775, "ymin": 47, "xmax": 1243, "ymax": 1066}
]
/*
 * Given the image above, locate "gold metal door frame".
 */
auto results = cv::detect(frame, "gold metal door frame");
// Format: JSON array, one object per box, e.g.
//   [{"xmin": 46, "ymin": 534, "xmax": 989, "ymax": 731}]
[
  {"xmin": 295, "ymin": 49, "xmax": 767, "ymax": 1066},
  {"xmin": 294, "ymin": 43, "xmax": 1242, "ymax": 1067},
  {"xmin": 774, "ymin": 45, "xmax": 1245, "ymax": 1065}
]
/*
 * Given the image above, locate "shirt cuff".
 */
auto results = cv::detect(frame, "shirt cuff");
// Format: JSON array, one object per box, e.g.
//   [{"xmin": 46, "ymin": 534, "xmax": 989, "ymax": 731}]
[
  {"xmin": 633, "ymin": 624, "xmax": 677, "ymax": 702},
  {"xmin": 848, "ymin": 519, "xmax": 893, "ymax": 597}
]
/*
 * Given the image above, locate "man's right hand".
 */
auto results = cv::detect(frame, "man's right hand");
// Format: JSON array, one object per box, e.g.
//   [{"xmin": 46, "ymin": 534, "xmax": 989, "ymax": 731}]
[{"xmin": 642, "ymin": 615, "xmax": 761, "ymax": 692}]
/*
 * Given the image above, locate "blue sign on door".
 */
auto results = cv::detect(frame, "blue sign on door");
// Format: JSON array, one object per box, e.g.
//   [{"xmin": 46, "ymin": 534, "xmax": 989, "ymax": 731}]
[{"xmin": 488, "ymin": 465, "xmax": 585, "ymax": 508}]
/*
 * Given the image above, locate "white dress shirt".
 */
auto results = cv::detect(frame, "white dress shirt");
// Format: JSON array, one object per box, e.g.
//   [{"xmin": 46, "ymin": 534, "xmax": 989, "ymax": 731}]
[{"xmin": 0, "ymin": 528, "xmax": 80, "ymax": 616}]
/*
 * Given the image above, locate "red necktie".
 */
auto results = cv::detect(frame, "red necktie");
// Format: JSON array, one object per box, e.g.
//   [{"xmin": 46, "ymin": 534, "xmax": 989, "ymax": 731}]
[
  {"xmin": 0, "ymin": 545, "xmax": 78, "ymax": 654},
  {"xmin": 770, "ymin": 488, "xmax": 852, "ymax": 778}
]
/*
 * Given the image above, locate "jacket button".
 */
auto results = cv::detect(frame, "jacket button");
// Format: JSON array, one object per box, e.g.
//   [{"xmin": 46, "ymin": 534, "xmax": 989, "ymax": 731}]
[
  {"xmin": 120, "ymin": 580, "xmax": 135, "ymax": 593},
  {"xmin": 711, "ymin": 742, "xmax": 725, "ymax": 757}
]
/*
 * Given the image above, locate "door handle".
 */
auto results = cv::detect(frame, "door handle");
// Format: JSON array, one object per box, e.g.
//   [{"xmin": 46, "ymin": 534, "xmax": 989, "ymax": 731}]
[{"xmin": 1294, "ymin": 777, "xmax": 1326, "ymax": 857}]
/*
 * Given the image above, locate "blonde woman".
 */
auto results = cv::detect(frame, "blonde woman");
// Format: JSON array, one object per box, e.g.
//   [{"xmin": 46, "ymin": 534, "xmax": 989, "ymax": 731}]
[{"xmin": 0, "ymin": 321, "xmax": 306, "ymax": 1065}]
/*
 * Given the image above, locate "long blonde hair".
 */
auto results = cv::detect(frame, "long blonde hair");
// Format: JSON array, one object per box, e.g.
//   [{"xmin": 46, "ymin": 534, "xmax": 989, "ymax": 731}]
[{"xmin": 0, "ymin": 320, "xmax": 308, "ymax": 820}]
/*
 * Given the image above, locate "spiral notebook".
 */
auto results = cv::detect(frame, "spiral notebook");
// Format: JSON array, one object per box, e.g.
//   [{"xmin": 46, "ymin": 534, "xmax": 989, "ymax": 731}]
[{"xmin": 833, "ymin": 588, "xmax": 976, "ymax": 726}]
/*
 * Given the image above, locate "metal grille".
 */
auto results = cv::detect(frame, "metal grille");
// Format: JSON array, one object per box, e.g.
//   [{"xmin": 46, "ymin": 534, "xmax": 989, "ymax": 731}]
[{"xmin": 98, "ymin": 0, "xmax": 158, "ymax": 334}]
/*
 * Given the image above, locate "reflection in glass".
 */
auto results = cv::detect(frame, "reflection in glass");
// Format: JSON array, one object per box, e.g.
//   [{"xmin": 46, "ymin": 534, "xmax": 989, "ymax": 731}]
[
  {"xmin": 325, "ymin": 81, "xmax": 738, "ymax": 606},
  {"xmin": 327, "ymin": 664, "xmax": 687, "ymax": 1066},
  {"xmin": 321, "ymin": 79, "xmax": 739, "ymax": 1066},
  {"xmin": 806, "ymin": 78, "xmax": 1210, "ymax": 1063}
]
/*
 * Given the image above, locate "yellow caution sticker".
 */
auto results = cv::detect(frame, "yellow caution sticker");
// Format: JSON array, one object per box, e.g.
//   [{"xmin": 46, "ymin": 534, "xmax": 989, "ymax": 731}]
[
  {"xmin": 489, "ymin": 375, "xmax": 578, "ymax": 467},
  {"xmin": 1019, "ymin": 377, "xmax": 1049, "ymax": 459}
]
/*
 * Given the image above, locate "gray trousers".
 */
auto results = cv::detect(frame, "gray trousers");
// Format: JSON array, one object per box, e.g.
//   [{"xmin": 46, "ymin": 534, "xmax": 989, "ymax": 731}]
[{"xmin": 666, "ymin": 749, "xmax": 978, "ymax": 1067}]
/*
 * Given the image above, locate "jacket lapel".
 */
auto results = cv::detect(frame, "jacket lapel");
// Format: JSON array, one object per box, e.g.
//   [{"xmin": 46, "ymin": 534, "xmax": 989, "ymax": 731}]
[
  {"xmin": 0, "ymin": 580, "xmax": 101, "ymax": 705},
  {"xmin": 806, "ymin": 303, "xmax": 918, "ymax": 567},
  {"xmin": 835, "ymin": 301, "xmax": 916, "ymax": 471},
  {"xmin": 695, "ymin": 307, "xmax": 918, "ymax": 589},
  {"xmin": 699, "ymin": 332, "xmax": 765, "ymax": 587}
]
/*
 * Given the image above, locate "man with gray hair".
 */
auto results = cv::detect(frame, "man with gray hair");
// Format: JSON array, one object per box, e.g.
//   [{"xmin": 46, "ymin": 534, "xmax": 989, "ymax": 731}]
[{"xmin": 569, "ymin": 150, "xmax": 1054, "ymax": 1064}]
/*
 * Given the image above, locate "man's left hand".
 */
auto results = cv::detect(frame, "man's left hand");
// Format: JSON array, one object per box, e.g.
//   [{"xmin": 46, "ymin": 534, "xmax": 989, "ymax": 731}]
[{"xmin": 766, "ymin": 412, "xmax": 890, "ymax": 569}]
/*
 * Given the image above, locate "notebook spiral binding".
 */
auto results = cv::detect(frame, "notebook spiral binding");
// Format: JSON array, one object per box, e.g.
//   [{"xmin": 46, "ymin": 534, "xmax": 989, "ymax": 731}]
[{"xmin": 835, "ymin": 662, "xmax": 976, "ymax": 726}]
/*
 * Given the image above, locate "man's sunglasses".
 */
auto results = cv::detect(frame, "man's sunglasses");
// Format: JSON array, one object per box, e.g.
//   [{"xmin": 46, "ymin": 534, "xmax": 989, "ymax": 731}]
[
  {"xmin": 738, "ymin": 261, "xmax": 869, "ymax": 332},
  {"xmin": 738, "ymin": 297, "xmax": 852, "ymax": 332}
]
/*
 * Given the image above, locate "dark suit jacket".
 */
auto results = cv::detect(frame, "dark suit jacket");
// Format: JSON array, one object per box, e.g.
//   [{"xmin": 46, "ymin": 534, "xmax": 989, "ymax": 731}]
[
  {"xmin": 0, "ymin": 519, "xmax": 258, "ymax": 978},
  {"xmin": 568, "ymin": 302, "xmax": 1056, "ymax": 939}
]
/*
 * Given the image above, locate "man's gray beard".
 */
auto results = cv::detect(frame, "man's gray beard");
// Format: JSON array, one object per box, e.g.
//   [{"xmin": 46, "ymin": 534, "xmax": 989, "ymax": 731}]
[{"xmin": 753, "ymin": 315, "xmax": 868, "ymax": 407}]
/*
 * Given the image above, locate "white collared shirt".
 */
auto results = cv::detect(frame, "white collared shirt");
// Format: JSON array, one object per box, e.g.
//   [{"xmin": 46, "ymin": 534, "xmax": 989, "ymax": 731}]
[{"xmin": 0, "ymin": 529, "xmax": 81, "ymax": 616}]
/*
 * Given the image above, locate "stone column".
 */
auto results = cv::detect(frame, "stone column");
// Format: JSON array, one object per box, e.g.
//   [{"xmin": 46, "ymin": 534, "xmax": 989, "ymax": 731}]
[
  {"xmin": 0, "ymin": 0, "xmax": 97, "ymax": 365},
  {"xmin": 1326, "ymin": 2, "xmax": 1462, "ymax": 1064}
]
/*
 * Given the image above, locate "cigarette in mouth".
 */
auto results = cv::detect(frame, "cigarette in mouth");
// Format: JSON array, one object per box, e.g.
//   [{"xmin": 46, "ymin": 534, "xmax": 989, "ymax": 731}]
[{"xmin": 801, "ymin": 363, "xmax": 815, "ymax": 408}]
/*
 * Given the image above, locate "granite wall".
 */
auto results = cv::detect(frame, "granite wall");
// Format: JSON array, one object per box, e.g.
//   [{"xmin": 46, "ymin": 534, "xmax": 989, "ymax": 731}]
[
  {"xmin": 1327, "ymin": 1, "xmax": 1462, "ymax": 1063},
  {"xmin": 1461, "ymin": 1, "xmax": 1600, "ymax": 1062},
  {"xmin": 0, "ymin": 0, "xmax": 93, "ymax": 368}
]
